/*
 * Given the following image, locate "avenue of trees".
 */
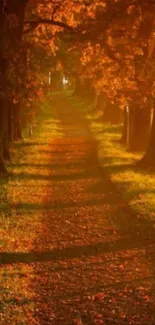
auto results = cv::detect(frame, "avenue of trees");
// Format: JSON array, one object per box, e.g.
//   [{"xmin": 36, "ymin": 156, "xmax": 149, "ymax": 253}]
[{"xmin": 1, "ymin": 0, "xmax": 155, "ymax": 174}]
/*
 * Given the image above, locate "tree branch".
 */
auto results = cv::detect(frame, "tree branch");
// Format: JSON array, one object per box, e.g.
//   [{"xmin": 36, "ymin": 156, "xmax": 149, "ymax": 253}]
[
  {"xmin": 23, "ymin": 22, "xmax": 40, "ymax": 34},
  {"xmin": 23, "ymin": 19, "xmax": 74, "ymax": 34}
]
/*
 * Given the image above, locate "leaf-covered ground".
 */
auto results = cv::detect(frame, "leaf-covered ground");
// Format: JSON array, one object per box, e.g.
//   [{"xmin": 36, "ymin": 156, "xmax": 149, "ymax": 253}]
[{"xmin": 0, "ymin": 94, "xmax": 155, "ymax": 324}]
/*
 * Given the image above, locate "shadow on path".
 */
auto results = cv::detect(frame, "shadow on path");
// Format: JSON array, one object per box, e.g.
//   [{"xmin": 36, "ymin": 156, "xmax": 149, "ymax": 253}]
[{"xmin": 2, "ymin": 94, "xmax": 155, "ymax": 325}]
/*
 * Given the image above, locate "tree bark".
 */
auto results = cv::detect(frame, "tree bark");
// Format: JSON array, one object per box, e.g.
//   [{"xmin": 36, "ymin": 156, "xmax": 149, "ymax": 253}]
[
  {"xmin": 13, "ymin": 102, "xmax": 23, "ymax": 141},
  {"xmin": 0, "ymin": 1, "xmax": 8, "ymax": 173},
  {"xmin": 0, "ymin": 141, "xmax": 7, "ymax": 174},
  {"xmin": 128, "ymin": 106, "xmax": 151, "ymax": 151},
  {"xmin": 0, "ymin": 103, "xmax": 7, "ymax": 173},
  {"xmin": 138, "ymin": 107, "xmax": 155, "ymax": 168},
  {"xmin": 94, "ymin": 93, "xmax": 106, "ymax": 114},
  {"xmin": 73, "ymin": 77, "xmax": 84, "ymax": 96},
  {"xmin": 0, "ymin": 56, "xmax": 10, "ymax": 171},
  {"xmin": 102, "ymin": 102, "xmax": 121, "ymax": 124},
  {"xmin": 8, "ymin": 102, "xmax": 14, "ymax": 143},
  {"xmin": 121, "ymin": 106, "xmax": 128, "ymax": 144},
  {"xmin": 3, "ymin": 101, "xmax": 11, "ymax": 161},
  {"xmin": 0, "ymin": 0, "xmax": 28, "ymax": 174},
  {"xmin": 7, "ymin": 0, "xmax": 28, "ymax": 144}
]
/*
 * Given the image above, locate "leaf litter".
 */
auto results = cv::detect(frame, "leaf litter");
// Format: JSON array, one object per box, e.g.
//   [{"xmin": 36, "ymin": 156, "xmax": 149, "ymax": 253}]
[{"xmin": 0, "ymin": 94, "xmax": 155, "ymax": 324}]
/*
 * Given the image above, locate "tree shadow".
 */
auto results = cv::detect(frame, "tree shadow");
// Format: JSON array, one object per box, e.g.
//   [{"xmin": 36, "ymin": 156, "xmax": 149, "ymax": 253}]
[
  {"xmin": 101, "ymin": 162, "xmax": 136, "ymax": 173},
  {"xmin": 12, "ymin": 170, "xmax": 98, "ymax": 181},
  {"xmin": 15, "ymin": 141, "xmax": 47, "ymax": 148},
  {"xmin": 1, "ymin": 232, "xmax": 154, "ymax": 265},
  {"xmin": 99, "ymin": 157, "xmax": 135, "ymax": 168},
  {"xmin": 3, "ymin": 95, "xmax": 155, "ymax": 323},
  {"xmin": 12, "ymin": 197, "xmax": 107, "ymax": 211},
  {"xmin": 38, "ymin": 149, "xmax": 73, "ymax": 154},
  {"xmin": 92, "ymin": 124, "xmax": 122, "ymax": 135},
  {"xmin": 13, "ymin": 162, "xmax": 87, "ymax": 169}
]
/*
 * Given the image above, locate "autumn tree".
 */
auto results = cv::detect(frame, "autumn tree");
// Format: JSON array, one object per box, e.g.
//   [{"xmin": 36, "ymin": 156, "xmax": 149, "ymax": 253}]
[
  {"xmin": 2, "ymin": 0, "xmax": 155, "ymax": 173},
  {"xmin": 0, "ymin": 0, "xmax": 99, "ymax": 173},
  {"xmin": 70, "ymin": 1, "xmax": 155, "ymax": 157}
]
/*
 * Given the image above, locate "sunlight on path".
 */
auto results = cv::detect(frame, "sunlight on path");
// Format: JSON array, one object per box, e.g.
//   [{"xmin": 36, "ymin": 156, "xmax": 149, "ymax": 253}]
[{"xmin": 0, "ymin": 94, "xmax": 155, "ymax": 324}]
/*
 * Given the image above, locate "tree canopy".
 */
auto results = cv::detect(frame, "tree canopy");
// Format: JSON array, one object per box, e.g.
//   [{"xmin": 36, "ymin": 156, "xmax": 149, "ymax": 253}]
[{"xmin": 1, "ymin": 0, "xmax": 155, "ymax": 172}]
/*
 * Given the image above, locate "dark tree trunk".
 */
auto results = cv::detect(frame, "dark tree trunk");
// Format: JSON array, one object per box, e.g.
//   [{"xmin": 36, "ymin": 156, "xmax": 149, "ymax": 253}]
[
  {"xmin": 0, "ymin": 105, "xmax": 7, "ymax": 173},
  {"xmin": 0, "ymin": 0, "xmax": 28, "ymax": 174},
  {"xmin": 8, "ymin": 102, "xmax": 14, "ymax": 143},
  {"xmin": 3, "ymin": 116, "xmax": 12, "ymax": 162},
  {"xmin": 73, "ymin": 77, "xmax": 84, "ymax": 96},
  {"xmin": 7, "ymin": 0, "xmax": 28, "ymax": 44},
  {"xmin": 0, "ymin": 141, "xmax": 7, "ymax": 174},
  {"xmin": 121, "ymin": 106, "xmax": 128, "ymax": 144},
  {"xmin": 95, "ymin": 93, "xmax": 121, "ymax": 124},
  {"xmin": 138, "ymin": 107, "xmax": 155, "ymax": 168},
  {"xmin": 13, "ymin": 102, "xmax": 23, "ymax": 141},
  {"xmin": 3, "ymin": 136, "xmax": 11, "ymax": 161},
  {"xmin": 94, "ymin": 93, "xmax": 106, "ymax": 113},
  {"xmin": 82, "ymin": 79, "xmax": 94, "ymax": 98},
  {"xmin": 102, "ymin": 103, "xmax": 121, "ymax": 124},
  {"xmin": 0, "ymin": 1, "xmax": 8, "ymax": 173},
  {"xmin": 6, "ymin": 0, "xmax": 28, "ymax": 143},
  {"xmin": 3, "ymin": 94, "xmax": 12, "ymax": 161},
  {"xmin": 0, "ymin": 56, "xmax": 10, "ymax": 171},
  {"xmin": 73, "ymin": 77, "xmax": 94, "ymax": 97},
  {"xmin": 128, "ymin": 106, "xmax": 151, "ymax": 151}
]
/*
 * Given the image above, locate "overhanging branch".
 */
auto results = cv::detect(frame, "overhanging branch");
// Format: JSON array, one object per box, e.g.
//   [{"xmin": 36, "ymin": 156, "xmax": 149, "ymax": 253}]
[
  {"xmin": 23, "ymin": 19, "xmax": 74, "ymax": 34},
  {"xmin": 23, "ymin": 22, "xmax": 40, "ymax": 34}
]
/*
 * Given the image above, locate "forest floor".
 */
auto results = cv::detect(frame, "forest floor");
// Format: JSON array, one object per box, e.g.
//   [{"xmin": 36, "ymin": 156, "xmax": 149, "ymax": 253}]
[{"xmin": 0, "ymin": 93, "xmax": 155, "ymax": 325}]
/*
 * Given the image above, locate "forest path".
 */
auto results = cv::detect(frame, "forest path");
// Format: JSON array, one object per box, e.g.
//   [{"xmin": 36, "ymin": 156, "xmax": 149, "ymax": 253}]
[{"xmin": 0, "ymin": 93, "xmax": 155, "ymax": 325}]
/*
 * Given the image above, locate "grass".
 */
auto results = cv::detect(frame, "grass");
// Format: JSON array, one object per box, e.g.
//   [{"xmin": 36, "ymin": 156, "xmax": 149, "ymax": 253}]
[
  {"xmin": 0, "ymin": 94, "xmax": 63, "ymax": 324},
  {"xmin": 68, "ymin": 95, "xmax": 155, "ymax": 222},
  {"xmin": 1, "ymin": 92, "xmax": 155, "ymax": 324},
  {"xmin": 90, "ymin": 115, "xmax": 155, "ymax": 222},
  {"xmin": 0, "ymin": 94, "xmax": 63, "ymax": 246}
]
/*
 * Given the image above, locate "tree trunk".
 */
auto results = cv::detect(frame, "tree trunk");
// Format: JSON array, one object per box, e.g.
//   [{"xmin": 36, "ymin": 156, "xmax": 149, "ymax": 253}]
[
  {"xmin": 94, "ymin": 93, "xmax": 106, "ymax": 114},
  {"xmin": 0, "ymin": 1, "xmax": 8, "ymax": 173},
  {"xmin": 0, "ymin": 104, "xmax": 7, "ymax": 173},
  {"xmin": 128, "ymin": 106, "xmax": 151, "ymax": 151},
  {"xmin": 8, "ymin": 102, "xmax": 14, "ymax": 143},
  {"xmin": 3, "ymin": 118, "xmax": 12, "ymax": 162},
  {"xmin": 121, "ymin": 106, "xmax": 128, "ymax": 144},
  {"xmin": 0, "ymin": 0, "xmax": 28, "ymax": 174},
  {"xmin": 82, "ymin": 79, "xmax": 94, "ymax": 98},
  {"xmin": 3, "ymin": 136, "xmax": 11, "ymax": 161},
  {"xmin": 73, "ymin": 77, "xmax": 84, "ymax": 96},
  {"xmin": 0, "ymin": 56, "xmax": 10, "ymax": 171},
  {"xmin": 6, "ymin": 0, "xmax": 28, "ymax": 143},
  {"xmin": 3, "ymin": 92, "xmax": 12, "ymax": 161},
  {"xmin": 3, "ymin": 111, "xmax": 11, "ymax": 162},
  {"xmin": 7, "ymin": 0, "xmax": 28, "ymax": 45},
  {"xmin": 13, "ymin": 102, "xmax": 23, "ymax": 141},
  {"xmin": 97, "ymin": 93, "xmax": 122, "ymax": 124},
  {"xmin": 0, "ymin": 140, "xmax": 7, "ymax": 174},
  {"xmin": 138, "ymin": 107, "xmax": 155, "ymax": 168},
  {"xmin": 104, "ymin": 103, "xmax": 121, "ymax": 124}
]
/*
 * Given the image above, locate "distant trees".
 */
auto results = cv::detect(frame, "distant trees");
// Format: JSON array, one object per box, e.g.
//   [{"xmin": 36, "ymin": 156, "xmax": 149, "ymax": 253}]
[
  {"xmin": 0, "ymin": 0, "xmax": 28, "ymax": 172},
  {"xmin": 67, "ymin": 1, "xmax": 155, "ymax": 168},
  {"xmin": 1, "ymin": 0, "xmax": 155, "ymax": 173},
  {"xmin": 0, "ymin": 0, "xmax": 87, "ymax": 174}
]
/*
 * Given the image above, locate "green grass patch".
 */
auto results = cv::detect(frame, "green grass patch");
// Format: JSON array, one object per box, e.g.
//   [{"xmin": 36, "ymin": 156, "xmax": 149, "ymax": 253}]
[
  {"xmin": 0, "ymin": 94, "xmax": 63, "ymax": 323},
  {"xmin": 69, "ymin": 94, "xmax": 155, "ymax": 221},
  {"xmin": 91, "ymin": 118, "xmax": 155, "ymax": 222},
  {"xmin": 0, "ymin": 93, "xmax": 63, "ymax": 249}
]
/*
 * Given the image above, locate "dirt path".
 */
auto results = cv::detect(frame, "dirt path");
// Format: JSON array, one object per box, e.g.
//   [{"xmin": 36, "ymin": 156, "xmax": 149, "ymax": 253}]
[{"xmin": 1, "ymin": 94, "xmax": 155, "ymax": 324}]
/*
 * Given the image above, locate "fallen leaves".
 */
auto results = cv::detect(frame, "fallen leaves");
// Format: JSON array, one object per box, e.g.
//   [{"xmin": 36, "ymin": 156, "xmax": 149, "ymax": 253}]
[{"xmin": 1, "ymin": 95, "xmax": 155, "ymax": 324}]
